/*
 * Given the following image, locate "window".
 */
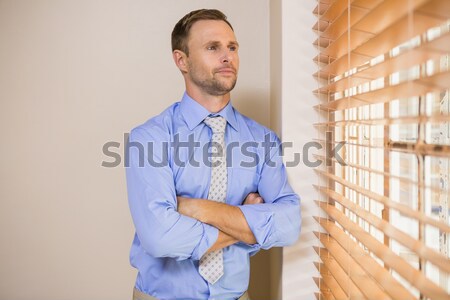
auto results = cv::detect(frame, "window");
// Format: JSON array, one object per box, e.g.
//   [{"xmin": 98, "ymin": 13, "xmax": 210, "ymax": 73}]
[{"xmin": 313, "ymin": 1, "xmax": 450, "ymax": 299}]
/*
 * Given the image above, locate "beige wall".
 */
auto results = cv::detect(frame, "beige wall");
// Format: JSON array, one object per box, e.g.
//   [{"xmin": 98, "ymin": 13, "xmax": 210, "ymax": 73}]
[
  {"xmin": 280, "ymin": 1, "xmax": 321, "ymax": 300},
  {"xmin": 269, "ymin": 0, "xmax": 283, "ymax": 299},
  {"xmin": 0, "ymin": 1, "xmax": 273, "ymax": 299}
]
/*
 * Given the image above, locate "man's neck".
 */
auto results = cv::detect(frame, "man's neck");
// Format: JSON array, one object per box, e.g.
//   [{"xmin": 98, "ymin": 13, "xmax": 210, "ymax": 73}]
[{"xmin": 185, "ymin": 88, "xmax": 230, "ymax": 113}]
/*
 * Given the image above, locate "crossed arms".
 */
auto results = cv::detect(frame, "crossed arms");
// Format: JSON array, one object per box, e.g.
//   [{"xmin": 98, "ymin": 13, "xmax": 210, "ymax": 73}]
[
  {"xmin": 126, "ymin": 127, "xmax": 301, "ymax": 261},
  {"xmin": 177, "ymin": 192, "xmax": 264, "ymax": 253}
]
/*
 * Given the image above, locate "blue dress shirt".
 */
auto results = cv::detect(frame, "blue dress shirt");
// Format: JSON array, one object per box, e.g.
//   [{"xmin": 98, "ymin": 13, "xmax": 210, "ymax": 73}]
[{"xmin": 126, "ymin": 93, "xmax": 301, "ymax": 300}]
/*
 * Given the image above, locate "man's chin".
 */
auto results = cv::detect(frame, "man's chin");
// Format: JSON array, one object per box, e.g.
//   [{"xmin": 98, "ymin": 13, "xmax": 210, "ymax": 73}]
[
  {"xmin": 217, "ymin": 79, "xmax": 237, "ymax": 92},
  {"xmin": 196, "ymin": 78, "xmax": 237, "ymax": 96},
  {"xmin": 217, "ymin": 85, "xmax": 236, "ymax": 95},
  {"xmin": 209, "ymin": 89, "xmax": 234, "ymax": 96}
]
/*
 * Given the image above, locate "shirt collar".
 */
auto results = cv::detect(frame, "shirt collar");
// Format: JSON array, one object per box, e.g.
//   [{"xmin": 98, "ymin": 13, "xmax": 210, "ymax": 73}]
[{"xmin": 179, "ymin": 92, "xmax": 239, "ymax": 132}]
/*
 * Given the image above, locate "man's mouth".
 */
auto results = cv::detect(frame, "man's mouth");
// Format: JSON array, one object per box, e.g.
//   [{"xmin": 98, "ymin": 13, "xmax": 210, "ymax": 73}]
[{"xmin": 216, "ymin": 68, "xmax": 236, "ymax": 75}]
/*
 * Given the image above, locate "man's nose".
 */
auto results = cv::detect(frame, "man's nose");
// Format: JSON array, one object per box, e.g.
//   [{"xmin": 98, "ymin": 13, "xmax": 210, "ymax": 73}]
[{"xmin": 220, "ymin": 50, "xmax": 234, "ymax": 63}]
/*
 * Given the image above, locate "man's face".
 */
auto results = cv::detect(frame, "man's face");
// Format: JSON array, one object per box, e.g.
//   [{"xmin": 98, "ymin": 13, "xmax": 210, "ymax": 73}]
[{"xmin": 184, "ymin": 20, "xmax": 239, "ymax": 96}]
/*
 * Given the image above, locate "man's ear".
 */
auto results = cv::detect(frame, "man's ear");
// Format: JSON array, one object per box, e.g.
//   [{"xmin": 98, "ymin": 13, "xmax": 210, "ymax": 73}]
[{"xmin": 172, "ymin": 50, "xmax": 188, "ymax": 73}]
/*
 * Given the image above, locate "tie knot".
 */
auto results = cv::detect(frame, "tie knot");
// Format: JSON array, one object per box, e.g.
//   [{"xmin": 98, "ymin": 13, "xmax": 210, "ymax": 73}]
[{"xmin": 204, "ymin": 116, "xmax": 227, "ymax": 134}]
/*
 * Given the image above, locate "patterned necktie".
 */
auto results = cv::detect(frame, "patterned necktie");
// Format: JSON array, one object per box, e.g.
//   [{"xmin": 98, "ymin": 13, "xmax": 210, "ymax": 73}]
[{"xmin": 199, "ymin": 116, "xmax": 227, "ymax": 284}]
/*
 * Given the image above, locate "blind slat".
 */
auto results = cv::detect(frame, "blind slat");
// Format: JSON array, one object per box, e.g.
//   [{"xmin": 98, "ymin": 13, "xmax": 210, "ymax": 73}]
[
  {"xmin": 317, "ymin": 6, "xmax": 368, "ymax": 40},
  {"xmin": 315, "ymin": 169, "xmax": 450, "ymax": 233},
  {"xmin": 314, "ymin": 4, "xmax": 331, "ymax": 17},
  {"xmin": 313, "ymin": 137, "xmax": 450, "ymax": 157},
  {"xmin": 321, "ymin": 0, "xmax": 353, "ymax": 23},
  {"xmin": 314, "ymin": 37, "xmax": 333, "ymax": 48},
  {"xmin": 314, "ymin": 224, "xmax": 416, "ymax": 300},
  {"xmin": 313, "ymin": 19, "xmax": 330, "ymax": 32},
  {"xmin": 316, "ymin": 206, "xmax": 450, "ymax": 300},
  {"xmin": 314, "ymin": 246, "xmax": 392, "ymax": 300},
  {"xmin": 312, "ymin": 1, "xmax": 450, "ymax": 298},
  {"xmin": 314, "ymin": 53, "xmax": 335, "ymax": 65},
  {"xmin": 322, "ymin": 292, "xmax": 337, "ymax": 300},
  {"xmin": 316, "ymin": 261, "xmax": 366, "ymax": 300},
  {"xmin": 318, "ymin": 0, "xmax": 335, "ymax": 4},
  {"xmin": 313, "ymin": 154, "xmax": 450, "ymax": 198},
  {"xmin": 321, "ymin": 29, "xmax": 374, "ymax": 58},
  {"xmin": 315, "ymin": 30, "xmax": 450, "ymax": 93},
  {"xmin": 315, "ymin": 188, "xmax": 450, "ymax": 273},
  {"xmin": 313, "ymin": 114, "xmax": 450, "ymax": 126},
  {"xmin": 316, "ymin": 262, "xmax": 349, "ymax": 300},
  {"xmin": 321, "ymin": 0, "xmax": 444, "ymax": 59},
  {"xmin": 313, "ymin": 277, "xmax": 337, "ymax": 300},
  {"xmin": 315, "ymin": 69, "xmax": 450, "ymax": 110},
  {"xmin": 353, "ymin": 0, "xmax": 430, "ymax": 33},
  {"xmin": 318, "ymin": 9, "xmax": 447, "ymax": 76}
]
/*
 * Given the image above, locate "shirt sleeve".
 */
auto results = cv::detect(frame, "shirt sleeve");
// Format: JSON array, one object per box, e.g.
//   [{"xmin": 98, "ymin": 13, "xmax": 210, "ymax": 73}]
[
  {"xmin": 126, "ymin": 127, "xmax": 219, "ymax": 261},
  {"xmin": 238, "ymin": 131, "xmax": 301, "ymax": 250}
]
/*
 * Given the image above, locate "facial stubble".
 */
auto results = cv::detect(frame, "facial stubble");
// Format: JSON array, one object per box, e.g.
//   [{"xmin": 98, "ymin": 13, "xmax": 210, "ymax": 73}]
[{"xmin": 187, "ymin": 61, "xmax": 237, "ymax": 96}]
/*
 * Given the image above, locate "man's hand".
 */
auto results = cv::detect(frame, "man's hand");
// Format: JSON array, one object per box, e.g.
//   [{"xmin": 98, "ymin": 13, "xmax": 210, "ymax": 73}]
[
  {"xmin": 177, "ymin": 193, "xmax": 264, "ymax": 220},
  {"xmin": 176, "ymin": 195, "xmax": 259, "ymax": 245},
  {"xmin": 243, "ymin": 192, "xmax": 264, "ymax": 205}
]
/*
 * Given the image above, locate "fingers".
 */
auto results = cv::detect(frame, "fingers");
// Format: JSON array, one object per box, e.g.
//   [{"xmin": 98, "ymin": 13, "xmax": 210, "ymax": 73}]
[
  {"xmin": 243, "ymin": 192, "xmax": 257, "ymax": 204},
  {"xmin": 254, "ymin": 196, "xmax": 263, "ymax": 204},
  {"xmin": 243, "ymin": 192, "xmax": 265, "ymax": 205}
]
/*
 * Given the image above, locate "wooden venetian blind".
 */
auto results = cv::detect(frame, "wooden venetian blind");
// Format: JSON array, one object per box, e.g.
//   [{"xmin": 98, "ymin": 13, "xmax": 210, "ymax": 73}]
[{"xmin": 313, "ymin": 0, "xmax": 450, "ymax": 299}]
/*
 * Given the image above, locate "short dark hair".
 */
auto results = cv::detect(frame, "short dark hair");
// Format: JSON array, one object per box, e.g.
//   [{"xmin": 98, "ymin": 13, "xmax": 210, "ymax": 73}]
[{"xmin": 171, "ymin": 9, "xmax": 233, "ymax": 56}]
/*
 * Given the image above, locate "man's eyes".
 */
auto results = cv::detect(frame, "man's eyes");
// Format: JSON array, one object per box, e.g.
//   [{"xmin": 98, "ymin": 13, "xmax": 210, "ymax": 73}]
[{"xmin": 206, "ymin": 45, "xmax": 238, "ymax": 51}]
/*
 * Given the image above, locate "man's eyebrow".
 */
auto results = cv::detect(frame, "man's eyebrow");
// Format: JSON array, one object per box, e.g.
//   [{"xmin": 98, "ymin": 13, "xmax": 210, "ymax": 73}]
[
  {"xmin": 203, "ymin": 41, "xmax": 220, "ymax": 47},
  {"xmin": 203, "ymin": 40, "xmax": 240, "ymax": 47}
]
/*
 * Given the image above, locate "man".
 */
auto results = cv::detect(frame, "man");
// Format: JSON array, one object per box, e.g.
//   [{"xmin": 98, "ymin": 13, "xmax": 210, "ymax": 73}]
[{"xmin": 126, "ymin": 9, "xmax": 301, "ymax": 300}]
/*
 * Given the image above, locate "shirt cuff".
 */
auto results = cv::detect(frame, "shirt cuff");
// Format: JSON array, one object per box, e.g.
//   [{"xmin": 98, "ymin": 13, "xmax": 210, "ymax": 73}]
[
  {"xmin": 238, "ymin": 205, "xmax": 275, "ymax": 248},
  {"xmin": 190, "ymin": 222, "xmax": 219, "ymax": 261},
  {"xmin": 240, "ymin": 242, "xmax": 261, "ymax": 256}
]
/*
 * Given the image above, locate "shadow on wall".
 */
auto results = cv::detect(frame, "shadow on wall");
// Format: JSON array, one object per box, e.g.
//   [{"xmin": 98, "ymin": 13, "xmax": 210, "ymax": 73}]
[
  {"xmin": 232, "ymin": 89, "xmax": 279, "ymax": 299},
  {"xmin": 233, "ymin": 89, "xmax": 270, "ymax": 128},
  {"xmin": 250, "ymin": 248, "xmax": 283, "ymax": 300}
]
